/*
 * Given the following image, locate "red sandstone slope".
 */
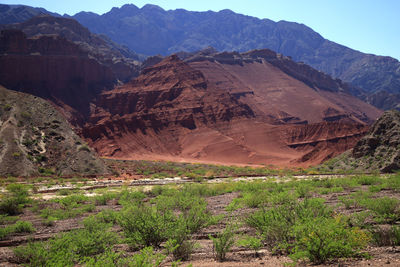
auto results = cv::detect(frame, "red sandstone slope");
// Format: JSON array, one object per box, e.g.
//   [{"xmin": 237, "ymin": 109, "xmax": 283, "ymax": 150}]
[
  {"xmin": 186, "ymin": 49, "xmax": 381, "ymax": 124},
  {"xmin": 82, "ymin": 55, "xmax": 381, "ymax": 166}
]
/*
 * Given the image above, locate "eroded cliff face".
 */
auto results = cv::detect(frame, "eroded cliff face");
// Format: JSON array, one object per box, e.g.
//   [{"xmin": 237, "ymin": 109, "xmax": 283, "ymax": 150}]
[
  {"xmin": 81, "ymin": 55, "xmax": 379, "ymax": 166},
  {"xmin": 283, "ymin": 121, "xmax": 369, "ymax": 164},
  {"xmin": 0, "ymin": 29, "xmax": 115, "ymax": 124},
  {"xmin": 82, "ymin": 55, "xmax": 254, "ymax": 157}
]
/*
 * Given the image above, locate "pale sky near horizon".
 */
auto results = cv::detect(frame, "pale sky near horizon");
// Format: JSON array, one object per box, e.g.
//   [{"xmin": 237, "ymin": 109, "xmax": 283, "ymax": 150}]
[{"xmin": 2, "ymin": 0, "xmax": 400, "ymax": 60}]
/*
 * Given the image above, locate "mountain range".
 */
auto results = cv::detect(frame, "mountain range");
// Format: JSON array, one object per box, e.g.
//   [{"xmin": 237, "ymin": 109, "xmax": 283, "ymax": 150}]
[
  {"xmin": 0, "ymin": 3, "xmax": 394, "ymax": 173},
  {"xmin": 69, "ymin": 4, "xmax": 400, "ymax": 110}
]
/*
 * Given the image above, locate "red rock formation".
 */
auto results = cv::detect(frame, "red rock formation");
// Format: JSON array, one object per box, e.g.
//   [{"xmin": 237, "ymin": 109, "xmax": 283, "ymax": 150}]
[
  {"xmin": 282, "ymin": 121, "xmax": 369, "ymax": 164},
  {"xmin": 187, "ymin": 49, "xmax": 382, "ymax": 124},
  {"xmin": 82, "ymin": 55, "xmax": 254, "ymax": 156},
  {"xmin": 82, "ymin": 55, "xmax": 381, "ymax": 166}
]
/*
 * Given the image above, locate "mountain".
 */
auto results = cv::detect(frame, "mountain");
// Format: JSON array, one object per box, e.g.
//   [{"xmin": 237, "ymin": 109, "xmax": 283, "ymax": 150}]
[
  {"xmin": 80, "ymin": 54, "xmax": 381, "ymax": 166},
  {"xmin": 68, "ymin": 4, "xmax": 400, "ymax": 110},
  {"xmin": 1, "ymin": 15, "xmax": 141, "ymax": 82},
  {"xmin": 318, "ymin": 110, "xmax": 400, "ymax": 173},
  {"xmin": 0, "ymin": 4, "xmax": 59, "ymax": 24},
  {"xmin": 0, "ymin": 4, "xmax": 398, "ymax": 110},
  {"xmin": 0, "ymin": 29, "xmax": 116, "ymax": 125},
  {"xmin": 0, "ymin": 85, "xmax": 108, "ymax": 176}
]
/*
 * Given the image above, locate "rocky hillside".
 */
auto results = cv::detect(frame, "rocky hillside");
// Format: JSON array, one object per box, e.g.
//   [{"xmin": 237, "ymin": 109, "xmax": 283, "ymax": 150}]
[
  {"xmin": 0, "ymin": 29, "xmax": 116, "ymax": 125},
  {"xmin": 318, "ymin": 110, "xmax": 400, "ymax": 173},
  {"xmin": 81, "ymin": 55, "xmax": 380, "ymax": 166},
  {"xmin": 0, "ymin": 85, "xmax": 108, "ymax": 177},
  {"xmin": 1, "ymin": 15, "xmax": 140, "ymax": 82}
]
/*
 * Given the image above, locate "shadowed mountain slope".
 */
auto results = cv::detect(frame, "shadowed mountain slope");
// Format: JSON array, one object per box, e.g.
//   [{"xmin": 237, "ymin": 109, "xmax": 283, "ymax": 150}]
[
  {"xmin": 0, "ymin": 29, "xmax": 116, "ymax": 125},
  {"xmin": 1, "ymin": 15, "xmax": 140, "ymax": 82}
]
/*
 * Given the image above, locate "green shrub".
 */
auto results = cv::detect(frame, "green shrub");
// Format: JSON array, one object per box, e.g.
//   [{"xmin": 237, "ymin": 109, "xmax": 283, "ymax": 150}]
[
  {"xmin": 84, "ymin": 248, "xmax": 167, "ymax": 267},
  {"xmin": 237, "ymin": 235, "xmax": 263, "ymax": 257},
  {"xmin": 117, "ymin": 190, "xmax": 146, "ymax": 206},
  {"xmin": 118, "ymin": 204, "xmax": 175, "ymax": 249},
  {"xmin": 119, "ymin": 192, "xmax": 210, "ymax": 251},
  {"xmin": 14, "ymin": 216, "xmax": 117, "ymax": 266},
  {"xmin": 386, "ymin": 174, "xmax": 400, "ymax": 191},
  {"xmin": 0, "ymin": 184, "xmax": 30, "ymax": 215},
  {"xmin": 0, "ymin": 198, "xmax": 22, "ymax": 216},
  {"xmin": 370, "ymin": 225, "xmax": 400, "ymax": 247},
  {"xmin": 392, "ymin": 225, "xmax": 400, "ymax": 246},
  {"xmin": 12, "ymin": 221, "xmax": 35, "ymax": 233},
  {"xmin": 347, "ymin": 211, "xmax": 373, "ymax": 229},
  {"xmin": 355, "ymin": 175, "xmax": 381, "ymax": 186},
  {"xmin": 83, "ymin": 250, "xmax": 121, "ymax": 267},
  {"xmin": 0, "ymin": 227, "xmax": 11, "ymax": 240},
  {"xmin": 93, "ymin": 192, "xmax": 118, "ymax": 206},
  {"xmin": 247, "ymin": 198, "xmax": 332, "ymax": 251},
  {"xmin": 241, "ymin": 191, "xmax": 268, "ymax": 208},
  {"xmin": 95, "ymin": 209, "xmax": 119, "ymax": 224},
  {"xmin": 363, "ymin": 197, "xmax": 400, "ymax": 223},
  {"xmin": 0, "ymin": 221, "xmax": 35, "ymax": 240},
  {"xmin": 295, "ymin": 184, "xmax": 312, "ymax": 198},
  {"xmin": 290, "ymin": 217, "xmax": 370, "ymax": 264},
  {"xmin": 209, "ymin": 222, "xmax": 237, "ymax": 262},
  {"xmin": 339, "ymin": 195, "xmax": 358, "ymax": 209},
  {"xmin": 118, "ymin": 247, "xmax": 166, "ymax": 267}
]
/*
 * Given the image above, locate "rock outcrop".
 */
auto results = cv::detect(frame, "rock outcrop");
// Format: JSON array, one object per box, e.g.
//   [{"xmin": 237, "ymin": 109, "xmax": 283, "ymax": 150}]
[
  {"xmin": 318, "ymin": 110, "xmax": 400, "ymax": 173},
  {"xmin": 353, "ymin": 110, "xmax": 400, "ymax": 172},
  {"xmin": 0, "ymin": 86, "xmax": 108, "ymax": 177}
]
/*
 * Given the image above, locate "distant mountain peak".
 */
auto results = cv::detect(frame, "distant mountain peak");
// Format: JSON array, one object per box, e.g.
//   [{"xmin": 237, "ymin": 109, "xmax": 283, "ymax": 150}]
[{"xmin": 141, "ymin": 4, "xmax": 164, "ymax": 11}]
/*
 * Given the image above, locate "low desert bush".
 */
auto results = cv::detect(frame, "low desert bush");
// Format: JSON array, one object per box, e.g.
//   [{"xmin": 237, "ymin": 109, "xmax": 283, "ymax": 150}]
[
  {"xmin": 118, "ymin": 204, "xmax": 174, "ymax": 249},
  {"xmin": 247, "ymin": 197, "xmax": 370, "ymax": 264},
  {"xmin": 237, "ymin": 235, "xmax": 263, "ymax": 257},
  {"xmin": 14, "ymin": 216, "xmax": 117, "ymax": 266},
  {"xmin": 290, "ymin": 217, "xmax": 370, "ymax": 264},
  {"xmin": 210, "ymin": 222, "xmax": 237, "ymax": 261},
  {"xmin": 362, "ymin": 197, "xmax": 400, "ymax": 223},
  {"xmin": 85, "ymin": 247, "xmax": 166, "ymax": 267},
  {"xmin": 0, "ymin": 184, "xmax": 30, "ymax": 215}
]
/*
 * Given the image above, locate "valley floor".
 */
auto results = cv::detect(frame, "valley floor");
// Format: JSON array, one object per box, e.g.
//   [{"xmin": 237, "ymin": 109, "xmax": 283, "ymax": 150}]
[{"xmin": 0, "ymin": 161, "xmax": 400, "ymax": 266}]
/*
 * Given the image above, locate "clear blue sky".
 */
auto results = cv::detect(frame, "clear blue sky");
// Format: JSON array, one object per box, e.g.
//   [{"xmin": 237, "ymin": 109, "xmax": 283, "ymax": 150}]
[{"xmin": 3, "ymin": 0, "xmax": 400, "ymax": 60}]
